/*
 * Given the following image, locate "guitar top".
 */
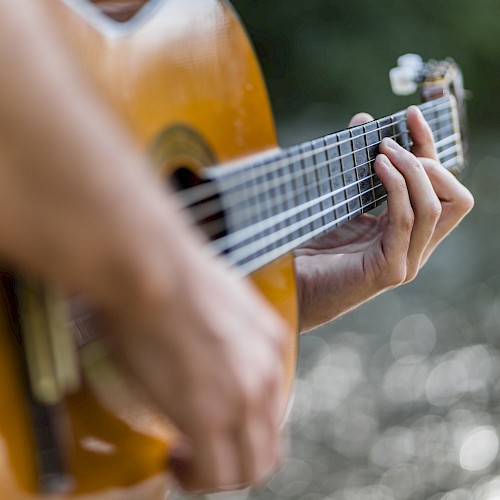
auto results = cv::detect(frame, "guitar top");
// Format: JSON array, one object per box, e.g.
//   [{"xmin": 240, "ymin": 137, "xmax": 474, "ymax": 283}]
[{"xmin": 0, "ymin": 0, "xmax": 466, "ymax": 498}]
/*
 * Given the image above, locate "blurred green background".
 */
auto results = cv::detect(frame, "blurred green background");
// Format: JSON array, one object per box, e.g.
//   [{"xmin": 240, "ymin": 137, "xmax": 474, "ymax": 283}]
[{"xmin": 181, "ymin": 2, "xmax": 500, "ymax": 499}]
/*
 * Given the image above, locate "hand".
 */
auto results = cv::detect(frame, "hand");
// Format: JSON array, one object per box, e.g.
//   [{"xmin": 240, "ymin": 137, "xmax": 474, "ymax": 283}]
[
  {"xmin": 294, "ymin": 106, "xmax": 474, "ymax": 332},
  {"xmin": 99, "ymin": 235, "xmax": 288, "ymax": 492},
  {"xmin": 0, "ymin": 4, "xmax": 288, "ymax": 491}
]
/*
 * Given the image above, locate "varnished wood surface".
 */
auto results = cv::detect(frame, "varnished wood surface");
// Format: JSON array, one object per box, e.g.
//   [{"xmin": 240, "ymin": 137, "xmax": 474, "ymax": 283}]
[{"xmin": 0, "ymin": 0, "xmax": 299, "ymax": 497}]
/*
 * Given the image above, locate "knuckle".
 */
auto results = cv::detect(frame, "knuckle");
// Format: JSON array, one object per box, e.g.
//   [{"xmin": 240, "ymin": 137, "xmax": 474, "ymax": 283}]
[
  {"xmin": 427, "ymin": 199, "xmax": 442, "ymax": 222},
  {"xmin": 377, "ymin": 263, "xmax": 407, "ymax": 288},
  {"xmin": 459, "ymin": 189, "xmax": 475, "ymax": 213},
  {"xmin": 400, "ymin": 211, "xmax": 415, "ymax": 231},
  {"xmin": 404, "ymin": 267, "xmax": 418, "ymax": 284},
  {"xmin": 393, "ymin": 176, "xmax": 409, "ymax": 195},
  {"xmin": 194, "ymin": 389, "xmax": 240, "ymax": 432},
  {"xmin": 391, "ymin": 267, "xmax": 408, "ymax": 286},
  {"xmin": 409, "ymin": 158, "xmax": 422, "ymax": 170}
]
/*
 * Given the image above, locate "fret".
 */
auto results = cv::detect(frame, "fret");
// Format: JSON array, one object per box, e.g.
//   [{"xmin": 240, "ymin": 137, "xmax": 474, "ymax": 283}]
[
  {"xmin": 300, "ymin": 141, "xmax": 322, "ymax": 232},
  {"xmin": 311, "ymin": 137, "xmax": 333, "ymax": 226},
  {"xmin": 423, "ymin": 105, "xmax": 438, "ymax": 138},
  {"xmin": 374, "ymin": 115, "xmax": 393, "ymax": 204},
  {"xmin": 286, "ymin": 146, "xmax": 307, "ymax": 237},
  {"xmin": 350, "ymin": 125, "xmax": 373, "ymax": 212},
  {"xmin": 326, "ymin": 131, "xmax": 347, "ymax": 226},
  {"xmin": 393, "ymin": 110, "xmax": 411, "ymax": 150},
  {"xmin": 221, "ymin": 175, "xmax": 252, "ymax": 255},
  {"xmin": 437, "ymin": 103, "xmax": 457, "ymax": 166},
  {"xmin": 377, "ymin": 115, "xmax": 393, "ymax": 142},
  {"xmin": 435, "ymin": 100, "xmax": 445, "ymax": 145},
  {"xmin": 269, "ymin": 154, "xmax": 286, "ymax": 243},
  {"xmin": 287, "ymin": 145, "xmax": 307, "ymax": 238},
  {"xmin": 267, "ymin": 153, "xmax": 292, "ymax": 254},
  {"xmin": 364, "ymin": 120, "xmax": 380, "ymax": 212},
  {"xmin": 337, "ymin": 129, "xmax": 359, "ymax": 216},
  {"xmin": 422, "ymin": 100, "xmax": 458, "ymax": 168},
  {"xmin": 240, "ymin": 160, "xmax": 261, "ymax": 255},
  {"xmin": 263, "ymin": 156, "xmax": 279, "ymax": 252},
  {"xmin": 209, "ymin": 95, "xmax": 463, "ymax": 275},
  {"xmin": 388, "ymin": 113, "xmax": 396, "ymax": 148}
]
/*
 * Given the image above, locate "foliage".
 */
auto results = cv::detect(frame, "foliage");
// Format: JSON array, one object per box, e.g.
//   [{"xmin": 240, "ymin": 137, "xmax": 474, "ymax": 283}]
[{"xmin": 231, "ymin": 0, "xmax": 500, "ymax": 129}]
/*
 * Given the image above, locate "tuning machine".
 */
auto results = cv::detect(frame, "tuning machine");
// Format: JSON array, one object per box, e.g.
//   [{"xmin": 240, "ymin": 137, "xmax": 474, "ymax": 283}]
[{"xmin": 389, "ymin": 53, "xmax": 424, "ymax": 96}]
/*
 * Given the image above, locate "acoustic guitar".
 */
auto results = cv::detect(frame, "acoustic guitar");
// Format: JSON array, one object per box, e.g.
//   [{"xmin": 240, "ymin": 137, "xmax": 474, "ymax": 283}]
[{"xmin": 0, "ymin": 0, "xmax": 468, "ymax": 498}]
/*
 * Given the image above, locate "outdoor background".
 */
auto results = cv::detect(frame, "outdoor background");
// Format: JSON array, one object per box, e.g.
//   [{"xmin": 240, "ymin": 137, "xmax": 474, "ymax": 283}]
[{"xmin": 181, "ymin": 1, "xmax": 500, "ymax": 499}]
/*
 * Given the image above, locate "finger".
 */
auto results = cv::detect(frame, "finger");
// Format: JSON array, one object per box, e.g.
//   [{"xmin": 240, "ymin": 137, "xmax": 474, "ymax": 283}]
[
  {"xmin": 407, "ymin": 105, "xmax": 439, "ymax": 161},
  {"xmin": 373, "ymin": 154, "xmax": 413, "ymax": 279},
  {"xmin": 420, "ymin": 157, "xmax": 474, "ymax": 205},
  {"xmin": 348, "ymin": 112, "xmax": 374, "ymax": 127},
  {"xmin": 419, "ymin": 157, "xmax": 474, "ymax": 264},
  {"xmin": 239, "ymin": 407, "xmax": 277, "ymax": 487},
  {"xmin": 380, "ymin": 138, "xmax": 441, "ymax": 280},
  {"xmin": 183, "ymin": 430, "xmax": 240, "ymax": 492},
  {"xmin": 239, "ymin": 342, "xmax": 284, "ymax": 486}
]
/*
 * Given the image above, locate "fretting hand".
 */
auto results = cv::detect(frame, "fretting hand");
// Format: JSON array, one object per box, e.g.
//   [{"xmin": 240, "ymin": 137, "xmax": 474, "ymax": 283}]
[{"xmin": 295, "ymin": 106, "xmax": 474, "ymax": 332}]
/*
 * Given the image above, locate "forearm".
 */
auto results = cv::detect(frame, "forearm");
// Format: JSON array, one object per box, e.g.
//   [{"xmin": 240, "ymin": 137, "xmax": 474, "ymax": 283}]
[{"xmin": 0, "ymin": 0, "xmax": 200, "ymax": 313}]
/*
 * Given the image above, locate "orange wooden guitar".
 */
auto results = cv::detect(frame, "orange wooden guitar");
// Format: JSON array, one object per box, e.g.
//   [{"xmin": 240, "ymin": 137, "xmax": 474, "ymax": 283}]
[{"xmin": 0, "ymin": 0, "xmax": 467, "ymax": 498}]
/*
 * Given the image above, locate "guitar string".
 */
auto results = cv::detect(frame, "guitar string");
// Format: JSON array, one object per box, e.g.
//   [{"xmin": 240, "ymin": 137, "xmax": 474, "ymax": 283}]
[
  {"xmin": 217, "ymin": 171, "xmax": 385, "ymax": 257},
  {"xmin": 232, "ymin": 140, "xmax": 462, "ymax": 273},
  {"xmin": 210, "ymin": 142, "xmax": 461, "ymax": 259},
  {"xmin": 199, "ymin": 134, "xmax": 460, "ymax": 244},
  {"xmin": 180, "ymin": 101, "xmax": 452, "ymax": 210},
  {"xmin": 177, "ymin": 97, "xmax": 454, "ymax": 208},
  {"xmin": 202, "ymin": 99, "xmax": 452, "ymax": 197},
  {"xmin": 189, "ymin": 120, "xmax": 456, "ymax": 235},
  {"xmin": 212, "ymin": 100, "xmax": 452, "ymax": 184},
  {"xmin": 199, "ymin": 128, "xmax": 459, "ymax": 231},
  {"xmin": 232, "ymin": 137, "xmax": 462, "ymax": 272},
  {"xmin": 194, "ymin": 124, "xmax": 457, "ymax": 228},
  {"xmin": 202, "ymin": 142, "xmax": 460, "ymax": 255},
  {"xmin": 216, "ymin": 115, "xmax": 454, "ymax": 222},
  {"xmin": 238, "ymin": 190, "xmax": 390, "ymax": 275},
  {"xmin": 198, "ymin": 131, "xmax": 460, "ymax": 249}
]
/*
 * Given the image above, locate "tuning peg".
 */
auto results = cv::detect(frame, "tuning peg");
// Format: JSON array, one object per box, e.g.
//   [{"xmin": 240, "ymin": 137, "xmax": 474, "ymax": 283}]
[{"xmin": 390, "ymin": 53, "xmax": 424, "ymax": 96}]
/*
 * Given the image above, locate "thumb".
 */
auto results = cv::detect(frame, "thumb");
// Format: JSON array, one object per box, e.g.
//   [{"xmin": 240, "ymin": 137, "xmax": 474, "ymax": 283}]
[{"xmin": 348, "ymin": 112, "xmax": 374, "ymax": 127}]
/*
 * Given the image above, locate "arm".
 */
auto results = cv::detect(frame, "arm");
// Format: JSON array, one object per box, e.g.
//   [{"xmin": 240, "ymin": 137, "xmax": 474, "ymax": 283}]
[
  {"xmin": 295, "ymin": 106, "xmax": 474, "ymax": 332},
  {"xmin": 0, "ymin": 0, "xmax": 287, "ymax": 491}
]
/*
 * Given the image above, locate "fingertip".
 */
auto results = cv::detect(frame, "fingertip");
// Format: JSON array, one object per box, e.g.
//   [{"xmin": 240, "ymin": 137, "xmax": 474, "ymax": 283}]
[
  {"xmin": 407, "ymin": 104, "xmax": 422, "ymax": 118},
  {"xmin": 407, "ymin": 104, "xmax": 427, "ymax": 128},
  {"xmin": 349, "ymin": 112, "xmax": 374, "ymax": 127},
  {"xmin": 407, "ymin": 105, "xmax": 438, "ymax": 161},
  {"xmin": 375, "ymin": 153, "xmax": 393, "ymax": 171}
]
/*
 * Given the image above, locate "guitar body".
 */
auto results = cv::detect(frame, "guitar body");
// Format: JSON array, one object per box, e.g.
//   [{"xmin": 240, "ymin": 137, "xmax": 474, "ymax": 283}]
[{"xmin": 0, "ymin": 0, "xmax": 298, "ymax": 497}]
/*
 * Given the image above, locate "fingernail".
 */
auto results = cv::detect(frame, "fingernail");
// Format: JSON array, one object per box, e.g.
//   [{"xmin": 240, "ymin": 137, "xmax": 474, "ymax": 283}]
[
  {"xmin": 378, "ymin": 154, "xmax": 393, "ymax": 168},
  {"xmin": 382, "ymin": 137, "xmax": 399, "ymax": 151},
  {"xmin": 408, "ymin": 104, "xmax": 423, "ymax": 118}
]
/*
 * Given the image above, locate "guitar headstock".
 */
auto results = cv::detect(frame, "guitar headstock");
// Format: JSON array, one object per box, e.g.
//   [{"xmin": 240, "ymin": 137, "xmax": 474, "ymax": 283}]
[{"xmin": 390, "ymin": 54, "xmax": 469, "ymax": 175}]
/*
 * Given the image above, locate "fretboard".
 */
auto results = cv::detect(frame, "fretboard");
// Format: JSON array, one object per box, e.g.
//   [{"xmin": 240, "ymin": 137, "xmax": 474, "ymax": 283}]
[{"xmin": 188, "ymin": 95, "xmax": 464, "ymax": 275}]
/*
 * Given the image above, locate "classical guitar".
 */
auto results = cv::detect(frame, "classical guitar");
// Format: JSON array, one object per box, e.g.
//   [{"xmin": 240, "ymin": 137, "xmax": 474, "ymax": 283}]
[{"xmin": 0, "ymin": 0, "xmax": 468, "ymax": 498}]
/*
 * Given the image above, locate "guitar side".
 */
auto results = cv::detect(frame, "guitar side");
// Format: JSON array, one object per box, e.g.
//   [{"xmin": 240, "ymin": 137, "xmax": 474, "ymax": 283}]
[{"xmin": 0, "ymin": 0, "xmax": 298, "ymax": 498}]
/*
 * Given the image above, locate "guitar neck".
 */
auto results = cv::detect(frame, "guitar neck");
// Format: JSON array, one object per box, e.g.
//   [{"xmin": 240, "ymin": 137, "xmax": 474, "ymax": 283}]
[{"xmin": 187, "ymin": 95, "xmax": 464, "ymax": 275}]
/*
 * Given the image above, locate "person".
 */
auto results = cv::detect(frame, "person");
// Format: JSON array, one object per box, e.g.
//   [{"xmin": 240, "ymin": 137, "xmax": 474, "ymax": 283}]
[{"xmin": 0, "ymin": 0, "xmax": 473, "ymax": 494}]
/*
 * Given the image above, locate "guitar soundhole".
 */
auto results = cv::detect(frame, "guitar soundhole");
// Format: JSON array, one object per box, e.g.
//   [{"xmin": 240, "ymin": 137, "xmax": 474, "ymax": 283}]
[
  {"xmin": 171, "ymin": 167, "xmax": 227, "ymax": 243},
  {"xmin": 152, "ymin": 124, "xmax": 226, "ymax": 243}
]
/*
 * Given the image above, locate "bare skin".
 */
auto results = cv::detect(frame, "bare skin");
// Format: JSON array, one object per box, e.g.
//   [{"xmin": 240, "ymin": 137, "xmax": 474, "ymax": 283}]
[
  {"xmin": 296, "ymin": 108, "xmax": 474, "ymax": 332},
  {"xmin": 0, "ymin": 0, "xmax": 473, "ymax": 494},
  {"xmin": 0, "ymin": 0, "xmax": 285, "ymax": 492}
]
